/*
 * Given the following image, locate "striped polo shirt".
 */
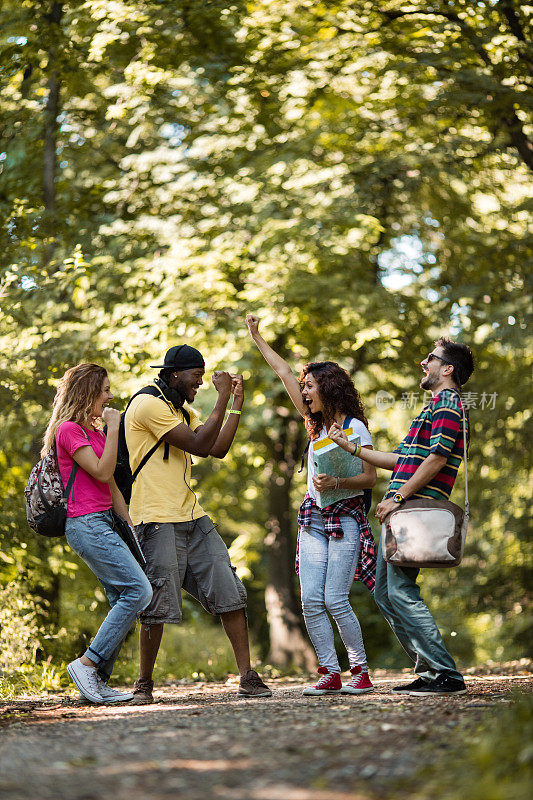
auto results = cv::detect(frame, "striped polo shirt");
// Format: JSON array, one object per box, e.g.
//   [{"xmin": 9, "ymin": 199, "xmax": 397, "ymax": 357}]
[{"xmin": 385, "ymin": 389, "xmax": 467, "ymax": 501}]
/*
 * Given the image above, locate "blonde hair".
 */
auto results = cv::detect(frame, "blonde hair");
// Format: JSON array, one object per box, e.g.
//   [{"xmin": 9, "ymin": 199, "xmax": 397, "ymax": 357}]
[{"xmin": 41, "ymin": 363, "xmax": 108, "ymax": 456}]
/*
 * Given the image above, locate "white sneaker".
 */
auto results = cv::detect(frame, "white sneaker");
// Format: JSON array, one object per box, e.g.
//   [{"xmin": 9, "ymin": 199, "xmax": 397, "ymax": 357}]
[
  {"xmin": 67, "ymin": 658, "xmax": 105, "ymax": 703},
  {"xmin": 76, "ymin": 693, "xmax": 92, "ymax": 705},
  {"xmin": 96, "ymin": 678, "xmax": 134, "ymax": 704}
]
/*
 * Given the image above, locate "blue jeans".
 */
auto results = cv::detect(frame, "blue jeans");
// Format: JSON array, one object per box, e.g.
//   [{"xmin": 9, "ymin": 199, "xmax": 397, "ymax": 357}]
[
  {"xmin": 299, "ymin": 509, "xmax": 368, "ymax": 673},
  {"xmin": 65, "ymin": 510, "xmax": 152, "ymax": 680},
  {"xmin": 374, "ymin": 533, "xmax": 463, "ymax": 682}
]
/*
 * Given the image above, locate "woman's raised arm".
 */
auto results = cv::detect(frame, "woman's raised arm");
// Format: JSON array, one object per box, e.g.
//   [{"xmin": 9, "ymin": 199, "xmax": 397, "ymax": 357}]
[{"xmin": 246, "ymin": 314, "xmax": 307, "ymax": 417}]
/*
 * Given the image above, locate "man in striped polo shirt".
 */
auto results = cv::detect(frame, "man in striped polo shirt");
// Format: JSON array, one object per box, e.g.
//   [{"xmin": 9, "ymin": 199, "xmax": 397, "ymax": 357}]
[{"xmin": 328, "ymin": 337, "xmax": 474, "ymax": 695}]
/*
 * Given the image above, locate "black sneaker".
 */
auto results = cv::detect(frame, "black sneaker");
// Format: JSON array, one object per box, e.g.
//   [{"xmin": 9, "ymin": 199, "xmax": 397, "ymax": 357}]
[
  {"xmin": 392, "ymin": 677, "xmax": 429, "ymax": 693},
  {"xmin": 410, "ymin": 674, "xmax": 467, "ymax": 696}
]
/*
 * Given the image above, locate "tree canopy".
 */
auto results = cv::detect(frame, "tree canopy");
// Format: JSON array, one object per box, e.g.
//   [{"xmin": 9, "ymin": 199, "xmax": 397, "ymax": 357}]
[{"xmin": 1, "ymin": 1, "xmax": 531, "ymax": 673}]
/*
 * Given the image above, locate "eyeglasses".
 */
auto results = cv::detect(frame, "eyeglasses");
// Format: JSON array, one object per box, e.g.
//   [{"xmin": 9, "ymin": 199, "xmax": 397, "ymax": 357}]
[{"xmin": 425, "ymin": 353, "xmax": 451, "ymax": 365}]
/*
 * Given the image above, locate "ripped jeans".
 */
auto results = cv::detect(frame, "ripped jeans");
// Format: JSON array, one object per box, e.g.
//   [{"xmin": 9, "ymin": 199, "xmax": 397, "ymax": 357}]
[{"xmin": 299, "ymin": 508, "xmax": 368, "ymax": 673}]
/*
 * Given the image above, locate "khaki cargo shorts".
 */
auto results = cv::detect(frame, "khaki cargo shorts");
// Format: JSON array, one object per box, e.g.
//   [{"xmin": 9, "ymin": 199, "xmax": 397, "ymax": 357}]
[{"xmin": 136, "ymin": 515, "xmax": 247, "ymax": 625}]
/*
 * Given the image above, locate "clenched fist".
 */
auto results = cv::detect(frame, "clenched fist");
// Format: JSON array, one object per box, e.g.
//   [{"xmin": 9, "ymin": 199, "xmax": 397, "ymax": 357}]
[
  {"xmin": 102, "ymin": 406, "xmax": 121, "ymax": 430},
  {"xmin": 230, "ymin": 374, "xmax": 244, "ymax": 400},
  {"xmin": 212, "ymin": 371, "xmax": 233, "ymax": 397},
  {"xmin": 245, "ymin": 314, "xmax": 260, "ymax": 337},
  {"xmin": 327, "ymin": 423, "xmax": 350, "ymax": 451}
]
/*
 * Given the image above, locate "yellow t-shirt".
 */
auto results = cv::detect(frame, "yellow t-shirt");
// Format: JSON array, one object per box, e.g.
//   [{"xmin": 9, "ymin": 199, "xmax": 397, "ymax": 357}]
[{"xmin": 125, "ymin": 391, "xmax": 205, "ymax": 525}]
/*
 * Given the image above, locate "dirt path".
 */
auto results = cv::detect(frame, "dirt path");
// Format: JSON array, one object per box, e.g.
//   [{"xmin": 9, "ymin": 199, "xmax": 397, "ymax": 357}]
[{"xmin": 1, "ymin": 669, "xmax": 531, "ymax": 800}]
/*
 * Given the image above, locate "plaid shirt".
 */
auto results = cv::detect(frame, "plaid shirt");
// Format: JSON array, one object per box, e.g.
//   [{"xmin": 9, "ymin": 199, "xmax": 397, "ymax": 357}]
[{"xmin": 296, "ymin": 495, "xmax": 376, "ymax": 593}]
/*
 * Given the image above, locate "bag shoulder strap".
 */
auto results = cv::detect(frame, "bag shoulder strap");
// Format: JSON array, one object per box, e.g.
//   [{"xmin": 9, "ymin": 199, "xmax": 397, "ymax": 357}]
[
  {"xmin": 147, "ymin": 382, "xmax": 191, "ymax": 426},
  {"xmin": 460, "ymin": 394, "xmax": 469, "ymax": 517},
  {"xmin": 405, "ymin": 389, "xmax": 470, "ymax": 512},
  {"xmin": 395, "ymin": 389, "xmax": 468, "ymax": 507},
  {"xmin": 126, "ymin": 384, "xmax": 187, "ymax": 472},
  {"xmin": 131, "ymin": 438, "xmax": 165, "ymax": 482},
  {"xmin": 57, "ymin": 424, "xmax": 91, "ymax": 505},
  {"xmin": 447, "ymin": 390, "xmax": 469, "ymax": 513},
  {"xmin": 63, "ymin": 462, "xmax": 79, "ymax": 500}
]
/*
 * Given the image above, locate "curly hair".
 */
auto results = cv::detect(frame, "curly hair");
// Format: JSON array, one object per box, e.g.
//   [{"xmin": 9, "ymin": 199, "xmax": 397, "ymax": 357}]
[
  {"xmin": 299, "ymin": 361, "xmax": 369, "ymax": 440},
  {"xmin": 41, "ymin": 363, "xmax": 108, "ymax": 456}
]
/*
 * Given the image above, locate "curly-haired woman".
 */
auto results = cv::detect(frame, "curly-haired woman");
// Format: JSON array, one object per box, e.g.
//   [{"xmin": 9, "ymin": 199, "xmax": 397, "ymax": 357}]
[
  {"xmin": 246, "ymin": 315, "xmax": 377, "ymax": 695},
  {"xmin": 42, "ymin": 363, "xmax": 152, "ymax": 703}
]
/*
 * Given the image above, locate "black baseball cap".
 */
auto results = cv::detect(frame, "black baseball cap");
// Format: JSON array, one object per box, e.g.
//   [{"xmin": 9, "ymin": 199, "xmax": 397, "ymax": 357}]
[{"xmin": 150, "ymin": 345, "xmax": 205, "ymax": 370}]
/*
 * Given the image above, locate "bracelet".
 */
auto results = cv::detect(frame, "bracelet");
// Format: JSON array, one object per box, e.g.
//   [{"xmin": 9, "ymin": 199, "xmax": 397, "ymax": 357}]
[
  {"xmin": 335, "ymin": 477, "xmax": 340, "ymax": 490},
  {"xmin": 352, "ymin": 442, "xmax": 361, "ymax": 457},
  {"xmin": 228, "ymin": 409, "xmax": 242, "ymax": 415}
]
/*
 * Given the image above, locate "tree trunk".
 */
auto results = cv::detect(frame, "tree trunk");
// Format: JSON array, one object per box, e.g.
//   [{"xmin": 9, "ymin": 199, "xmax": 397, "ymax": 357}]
[
  {"xmin": 263, "ymin": 419, "xmax": 316, "ymax": 670},
  {"xmin": 42, "ymin": 2, "xmax": 63, "ymax": 265},
  {"xmin": 43, "ymin": 72, "xmax": 59, "ymax": 216},
  {"xmin": 504, "ymin": 111, "xmax": 533, "ymax": 172}
]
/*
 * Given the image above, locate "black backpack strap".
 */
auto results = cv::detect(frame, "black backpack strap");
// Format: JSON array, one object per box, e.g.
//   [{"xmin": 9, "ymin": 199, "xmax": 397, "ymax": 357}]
[
  {"xmin": 298, "ymin": 441, "xmax": 309, "ymax": 474},
  {"xmin": 140, "ymin": 383, "xmax": 190, "ymax": 423},
  {"xmin": 45, "ymin": 426, "xmax": 90, "ymax": 511},
  {"xmin": 127, "ymin": 386, "xmax": 183, "ymax": 476},
  {"xmin": 65, "ymin": 426, "xmax": 91, "ymax": 503},
  {"xmin": 63, "ymin": 463, "xmax": 79, "ymax": 502},
  {"xmin": 131, "ymin": 439, "xmax": 167, "ymax": 481}
]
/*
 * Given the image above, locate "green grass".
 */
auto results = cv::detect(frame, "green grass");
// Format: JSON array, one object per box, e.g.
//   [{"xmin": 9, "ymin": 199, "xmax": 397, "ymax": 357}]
[
  {"xmin": 112, "ymin": 616, "xmax": 247, "ymax": 685},
  {"xmin": 411, "ymin": 691, "xmax": 533, "ymax": 800},
  {"xmin": 0, "ymin": 662, "xmax": 65, "ymax": 698},
  {"xmin": 0, "ymin": 615, "xmax": 262, "ymax": 698}
]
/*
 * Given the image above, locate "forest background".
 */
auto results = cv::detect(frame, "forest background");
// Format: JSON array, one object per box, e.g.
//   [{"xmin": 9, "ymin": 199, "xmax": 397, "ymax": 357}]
[{"xmin": 0, "ymin": 0, "xmax": 531, "ymax": 692}]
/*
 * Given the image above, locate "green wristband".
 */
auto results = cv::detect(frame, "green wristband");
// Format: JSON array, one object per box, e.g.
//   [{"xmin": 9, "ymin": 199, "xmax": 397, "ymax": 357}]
[
  {"xmin": 228, "ymin": 409, "xmax": 242, "ymax": 415},
  {"xmin": 353, "ymin": 442, "xmax": 361, "ymax": 457}
]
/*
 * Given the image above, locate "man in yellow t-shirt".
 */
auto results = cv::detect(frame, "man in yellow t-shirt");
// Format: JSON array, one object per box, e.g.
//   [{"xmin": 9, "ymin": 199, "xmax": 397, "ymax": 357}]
[
  {"xmin": 125, "ymin": 344, "xmax": 271, "ymax": 702},
  {"xmin": 127, "ymin": 395, "xmax": 206, "ymax": 526}
]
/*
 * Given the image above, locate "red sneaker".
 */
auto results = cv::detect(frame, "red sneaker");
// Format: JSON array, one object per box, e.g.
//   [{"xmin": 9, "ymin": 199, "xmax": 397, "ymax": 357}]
[
  {"xmin": 340, "ymin": 666, "xmax": 374, "ymax": 695},
  {"xmin": 303, "ymin": 667, "xmax": 342, "ymax": 696}
]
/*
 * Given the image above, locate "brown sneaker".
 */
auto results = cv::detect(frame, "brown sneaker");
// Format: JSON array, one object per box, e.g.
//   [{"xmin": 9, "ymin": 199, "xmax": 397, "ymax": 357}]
[
  {"xmin": 130, "ymin": 677, "xmax": 154, "ymax": 705},
  {"xmin": 238, "ymin": 669, "xmax": 272, "ymax": 698}
]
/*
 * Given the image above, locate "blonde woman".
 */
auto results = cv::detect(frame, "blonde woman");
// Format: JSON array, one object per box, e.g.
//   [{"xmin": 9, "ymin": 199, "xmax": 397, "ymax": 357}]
[{"xmin": 43, "ymin": 363, "xmax": 152, "ymax": 703}]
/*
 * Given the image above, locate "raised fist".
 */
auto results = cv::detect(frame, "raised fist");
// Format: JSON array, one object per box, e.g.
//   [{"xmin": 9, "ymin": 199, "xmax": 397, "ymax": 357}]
[
  {"xmin": 212, "ymin": 371, "xmax": 233, "ymax": 396},
  {"xmin": 245, "ymin": 314, "xmax": 260, "ymax": 336},
  {"xmin": 231, "ymin": 374, "xmax": 244, "ymax": 400},
  {"xmin": 102, "ymin": 406, "xmax": 121, "ymax": 430}
]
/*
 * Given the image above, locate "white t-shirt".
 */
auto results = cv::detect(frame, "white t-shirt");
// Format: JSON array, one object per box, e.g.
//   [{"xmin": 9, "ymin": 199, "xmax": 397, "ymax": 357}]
[{"xmin": 306, "ymin": 417, "xmax": 372, "ymax": 500}]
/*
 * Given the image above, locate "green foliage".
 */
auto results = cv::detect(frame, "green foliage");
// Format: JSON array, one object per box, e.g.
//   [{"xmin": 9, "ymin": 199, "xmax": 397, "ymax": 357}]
[
  {"xmin": 0, "ymin": 580, "xmax": 42, "ymax": 673},
  {"xmin": 0, "ymin": 662, "xmax": 65, "ymax": 700},
  {"xmin": 0, "ymin": 1, "xmax": 531, "ymax": 670},
  {"xmin": 415, "ymin": 691, "xmax": 533, "ymax": 800},
  {"xmin": 113, "ymin": 614, "xmax": 249, "ymax": 685}
]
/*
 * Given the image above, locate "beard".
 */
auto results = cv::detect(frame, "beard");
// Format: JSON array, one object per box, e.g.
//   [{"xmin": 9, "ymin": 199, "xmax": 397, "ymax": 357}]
[
  {"xmin": 420, "ymin": 372, "xmax": 438, "ymax": 391},
  {"xmin": 175, "ymin": 378, "xmax": 193, "ymax": 403}
]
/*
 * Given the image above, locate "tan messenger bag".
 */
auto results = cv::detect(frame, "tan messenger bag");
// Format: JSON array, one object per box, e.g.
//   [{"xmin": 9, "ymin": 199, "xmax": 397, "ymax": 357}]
[{"xmin": 383, "ymin": 402, "xmax": 469, "ymax": 569}]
